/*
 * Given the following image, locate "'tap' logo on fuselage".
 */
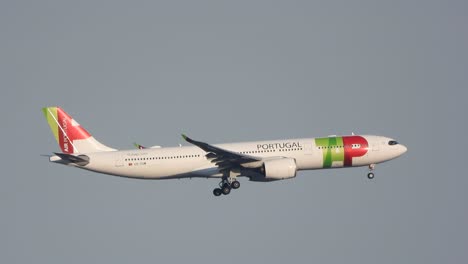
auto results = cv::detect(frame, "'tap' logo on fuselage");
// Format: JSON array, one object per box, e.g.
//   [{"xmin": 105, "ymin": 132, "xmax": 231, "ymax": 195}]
[{"xmin": 315, "ymin": 136, "xmax": 368, "ymax": 168}]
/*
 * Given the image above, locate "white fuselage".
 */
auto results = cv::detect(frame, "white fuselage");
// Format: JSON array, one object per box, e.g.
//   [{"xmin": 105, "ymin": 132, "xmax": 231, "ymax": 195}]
[{"xmin": 57, "ymin": 135, "xmax": 407, "ymax": 180}]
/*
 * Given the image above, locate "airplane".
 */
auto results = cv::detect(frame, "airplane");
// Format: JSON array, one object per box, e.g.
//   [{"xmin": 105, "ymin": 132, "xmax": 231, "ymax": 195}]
[{"xmin": 42, "ymin": 106, "xmax": 407, "ymax": 196}]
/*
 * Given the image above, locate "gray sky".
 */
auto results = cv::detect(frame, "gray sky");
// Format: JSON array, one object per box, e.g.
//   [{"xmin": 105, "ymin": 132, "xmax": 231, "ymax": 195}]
[{"xmin": 1, "ymin": 0, "xmax": 467, "ymax": 263}]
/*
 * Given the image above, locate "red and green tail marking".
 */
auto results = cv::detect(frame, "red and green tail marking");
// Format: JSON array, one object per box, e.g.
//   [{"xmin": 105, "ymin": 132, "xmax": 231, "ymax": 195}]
[{"xmin": 42, "ymin": 107, "xmax": 91, "ymax": 153}]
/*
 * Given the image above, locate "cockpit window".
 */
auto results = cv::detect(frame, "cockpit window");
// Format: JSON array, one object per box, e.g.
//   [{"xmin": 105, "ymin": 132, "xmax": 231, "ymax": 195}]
[{"xmin": 388, "ymin": 140, "xmax": 399, "ymax": 145}]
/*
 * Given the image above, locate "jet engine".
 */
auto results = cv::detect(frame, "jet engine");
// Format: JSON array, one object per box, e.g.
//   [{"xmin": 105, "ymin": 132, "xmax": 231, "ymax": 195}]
[{"xmin": 262, "ymin": 158, "xmax": 297, "ymax": 180}]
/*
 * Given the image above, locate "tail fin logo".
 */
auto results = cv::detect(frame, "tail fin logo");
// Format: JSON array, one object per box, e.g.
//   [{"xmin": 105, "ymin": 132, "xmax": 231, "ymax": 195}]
[
  {"xmin": 62, "ymin": 117, "xmax": 70, "ymax": 152},
  {"xmin": 57, "ymin": 108, "xmax": 91, "ymax": 153},
  {"xmin": 43, "ymin": 107, "xmax": 91, "ymax": 153}
]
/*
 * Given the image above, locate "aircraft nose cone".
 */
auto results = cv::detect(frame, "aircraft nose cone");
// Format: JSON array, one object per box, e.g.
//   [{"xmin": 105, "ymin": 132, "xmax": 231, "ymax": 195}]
[{"xmin": 400, "ymin": 144, "xmax": 408, "ymax": 155}]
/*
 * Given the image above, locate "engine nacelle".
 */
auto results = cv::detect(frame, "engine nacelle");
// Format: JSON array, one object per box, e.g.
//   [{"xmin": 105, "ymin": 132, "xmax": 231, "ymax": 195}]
[{"xmin": 263, "ymin": 158, "xmax": 297, "ymax": 180}]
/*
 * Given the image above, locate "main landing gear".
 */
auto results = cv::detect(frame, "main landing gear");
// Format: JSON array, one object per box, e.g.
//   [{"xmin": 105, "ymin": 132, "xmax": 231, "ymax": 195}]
[
  {"xmin": 213, "ymin": 177, "xmax": 240, "ymax": 197},
  {"xmin": 367, "ymin": 164, "xmax": 375, "ymax": 179}
]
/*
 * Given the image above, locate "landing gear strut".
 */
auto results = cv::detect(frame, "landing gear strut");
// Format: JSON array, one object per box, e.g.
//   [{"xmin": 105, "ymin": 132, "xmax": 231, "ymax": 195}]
[
  {"xmin": 367, "ymin": 164, "xmax": 375, "ymax": 179},
  {"xmin": 213, "ymin": 177, "xmax": 240, "ymax": 197}
]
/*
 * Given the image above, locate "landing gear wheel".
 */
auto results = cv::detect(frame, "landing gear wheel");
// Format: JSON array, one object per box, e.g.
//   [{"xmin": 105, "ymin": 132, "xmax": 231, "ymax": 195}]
[
  {"xmin": 367, "ymin": 172, "xmax": 375, "ymax": 179},
  {"xmin": 231, "ymin": 180, "xmax": 240, "ymax": 189},
  {"xmin": 221, "ymin": 185, "xmax": 231, "ymax": 195},
  {"xmin": 213, "ymin": 188, "xmax": 222, "ymax": 196}
]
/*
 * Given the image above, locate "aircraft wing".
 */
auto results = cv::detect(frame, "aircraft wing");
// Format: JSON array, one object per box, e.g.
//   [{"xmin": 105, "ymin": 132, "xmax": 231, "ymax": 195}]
[{"xmin": 182, "ymin": 134, "xmax": 262, "ymax": 173}]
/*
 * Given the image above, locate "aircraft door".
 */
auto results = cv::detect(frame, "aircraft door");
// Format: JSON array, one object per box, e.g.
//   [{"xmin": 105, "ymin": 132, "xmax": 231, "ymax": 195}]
[
  {"xmin": 115, "ymin": 155, "xmax": 124, "ymax": 167},
  {"xmin": 304, "ymin": 143, "xmax": 314, "ymax": 155},
  {"xmin": 372, "ymin": 142, "xmax": 379, "ymax": 151},
  {"xmin": 303, "ymin": 142, "xmax": 321, "ymax": 169}
]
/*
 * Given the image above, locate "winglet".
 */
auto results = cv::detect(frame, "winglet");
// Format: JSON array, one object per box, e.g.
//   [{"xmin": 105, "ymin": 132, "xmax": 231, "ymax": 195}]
[
  {"xmin": 181, "ymin": 134, "xmax": 196, "ymax": 145},
  {"xmin": 134, "ymin": 142, "xmax": 146, "ymax": 149}
]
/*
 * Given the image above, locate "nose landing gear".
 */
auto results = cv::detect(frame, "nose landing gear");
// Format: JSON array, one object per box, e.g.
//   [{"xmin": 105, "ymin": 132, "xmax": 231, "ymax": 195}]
[{"xmin": 367, "ymin": 164, "xmax": 375, "ymax": 179}]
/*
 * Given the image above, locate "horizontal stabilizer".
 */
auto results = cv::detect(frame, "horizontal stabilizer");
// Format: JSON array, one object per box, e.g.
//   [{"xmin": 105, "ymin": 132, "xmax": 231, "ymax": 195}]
[{"xmin": 54, "ymin": 152, "xmax": 90, "ymax": 166}]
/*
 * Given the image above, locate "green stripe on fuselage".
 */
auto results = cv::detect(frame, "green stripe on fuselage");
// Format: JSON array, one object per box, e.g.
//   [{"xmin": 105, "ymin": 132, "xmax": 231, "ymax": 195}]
[{"xmin": 315, "ymin": 137, "xmax": 344, "ymax": 168}]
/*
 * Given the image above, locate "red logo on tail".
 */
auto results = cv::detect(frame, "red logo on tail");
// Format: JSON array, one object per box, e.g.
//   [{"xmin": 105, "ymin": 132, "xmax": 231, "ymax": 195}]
[{"xmin": 57, "ymin": 108, "xmax": 91, "ymax": 153}]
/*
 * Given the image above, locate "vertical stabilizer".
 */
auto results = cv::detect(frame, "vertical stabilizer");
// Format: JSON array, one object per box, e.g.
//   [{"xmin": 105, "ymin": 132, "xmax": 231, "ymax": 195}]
[{"xmin": 42, "ymin": 107, "xmax": 116, "ymax": 154}]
